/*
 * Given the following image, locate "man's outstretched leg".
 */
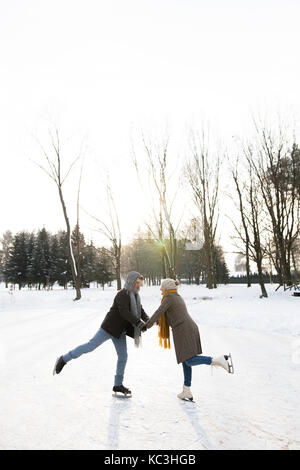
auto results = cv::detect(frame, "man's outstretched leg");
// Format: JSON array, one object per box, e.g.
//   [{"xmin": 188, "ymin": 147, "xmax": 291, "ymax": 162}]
[
  {"xmin": 53, "ymin": 327, "xmax": 112, "ymax": 375},
  {"xmin": 111, "ymin": 332, "xmax": 131, "ymax": 396}
]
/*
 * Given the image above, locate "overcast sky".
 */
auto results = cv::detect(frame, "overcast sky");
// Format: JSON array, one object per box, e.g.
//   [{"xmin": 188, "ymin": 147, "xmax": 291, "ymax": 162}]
[{"xmin": 1, "ymin": 0, "xmax": 300, "ymax": 270}]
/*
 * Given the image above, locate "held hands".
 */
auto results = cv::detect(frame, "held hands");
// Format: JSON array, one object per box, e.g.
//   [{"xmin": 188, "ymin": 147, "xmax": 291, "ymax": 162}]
[{"xmin": 136, "ymin": 320, "xmax": 148, "ymax": 332}]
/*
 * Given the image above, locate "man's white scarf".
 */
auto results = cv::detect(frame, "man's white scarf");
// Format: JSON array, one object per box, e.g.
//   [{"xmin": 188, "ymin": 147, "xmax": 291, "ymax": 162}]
[
  {"xmin": 124, "ymin": 271, "xmax": 143, "ymax": 348},
  {"xmin": 129, "ymin": 288, "xmax": 142, "ymax": 348}
]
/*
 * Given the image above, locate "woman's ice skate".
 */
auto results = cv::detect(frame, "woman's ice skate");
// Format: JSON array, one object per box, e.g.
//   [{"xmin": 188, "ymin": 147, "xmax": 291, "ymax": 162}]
[
  {"xmin": 211, "ymin": 353, "xmax": 234, "ymax": 374},
  {"xmin": 177, "ymin": 385, "xmax": 194, "ymax": 402}
]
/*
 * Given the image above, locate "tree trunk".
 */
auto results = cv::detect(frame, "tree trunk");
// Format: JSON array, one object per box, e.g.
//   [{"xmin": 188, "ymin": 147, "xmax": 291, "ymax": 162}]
[
  {"xmin": 292, "ymin": 250, "xmax": 299, "ymax": 284},
  {"xmin": 58, "ymin": 185, "xmax": 81, "ymax": 300},
  {"xmin": 257, "ymin": 261, "xmax": 268, "ymax": 297},
  {"xmin": 116, "ymin": 256, "xmax": 122, "ymax": 290},
  {"xmin": 204, "ymin": 230, "xmax": 213, "ymax": 289},
  {"xmin": 246, "ymin": 241, "xmax": 251, "ymax": 287}
]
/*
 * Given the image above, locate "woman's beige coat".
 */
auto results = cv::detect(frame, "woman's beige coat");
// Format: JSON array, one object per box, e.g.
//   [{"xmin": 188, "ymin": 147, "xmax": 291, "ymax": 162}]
[{"xmin": 146, "ymin": 291, "xmax": 202, "ymax": 364}]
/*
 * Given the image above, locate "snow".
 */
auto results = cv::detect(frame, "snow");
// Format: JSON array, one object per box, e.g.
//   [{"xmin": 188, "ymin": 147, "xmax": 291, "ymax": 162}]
[{"xmin": 0, "ymin": 282, "xmax": 299, "ymax": 450}]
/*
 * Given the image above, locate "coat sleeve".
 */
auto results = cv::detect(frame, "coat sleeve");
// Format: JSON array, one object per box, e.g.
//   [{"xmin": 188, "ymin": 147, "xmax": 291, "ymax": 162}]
[
  {"xmin": 141, "ymin": 306, "xmax": 149, "ymax": 322},
  {"xmin": 115, "ymin": 291, "xmax": 140, "ymax": 326},
  {"xmin": 145, "ymin": 296, "xmax": 171, "ymax": 329}
]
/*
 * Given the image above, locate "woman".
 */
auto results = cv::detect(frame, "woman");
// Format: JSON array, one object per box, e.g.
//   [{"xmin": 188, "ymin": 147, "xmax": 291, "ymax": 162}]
[{"xmin": 143, "ymin": 279, "xmax": 234, "ymax": 401}]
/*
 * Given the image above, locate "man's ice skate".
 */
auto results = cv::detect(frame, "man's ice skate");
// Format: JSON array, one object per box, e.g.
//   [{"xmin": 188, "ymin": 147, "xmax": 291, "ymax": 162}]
[
  {"xmin": 177, "ymin": 385, "xmax": 195, "ymax": 402},
  {"xmin": 112, "ymin": 385, "xmax": 132, "ymax": 398},
  {"xmin": 211, "ymin": 353, "xmax": 234, "ymax": 374},
  {"xmin": 53, "ymin": 356, "xmax": 66, "ymax": 375}
]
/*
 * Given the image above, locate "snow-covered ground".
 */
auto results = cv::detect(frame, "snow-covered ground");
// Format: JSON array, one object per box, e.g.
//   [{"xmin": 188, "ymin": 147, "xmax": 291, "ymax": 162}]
[{"xmin": 0, "ymin": 282, "xmax": 299, "ymax": 450}]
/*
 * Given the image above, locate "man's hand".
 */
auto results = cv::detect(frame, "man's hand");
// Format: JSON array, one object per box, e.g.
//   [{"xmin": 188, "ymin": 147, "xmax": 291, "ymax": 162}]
[{"xmin": 136, "ymin": 320, "xmax": 147, "ymax": 332}]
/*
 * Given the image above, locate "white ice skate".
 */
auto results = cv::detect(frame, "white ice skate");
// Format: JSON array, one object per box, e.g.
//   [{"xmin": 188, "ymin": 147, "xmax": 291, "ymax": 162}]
[
  {"xmin": 211, "ymin": 353, "xmax": 234, "ymax": 374},
  {"xmin": 177, "ymin": 385, "xmax": 194, "ymax": 402}
]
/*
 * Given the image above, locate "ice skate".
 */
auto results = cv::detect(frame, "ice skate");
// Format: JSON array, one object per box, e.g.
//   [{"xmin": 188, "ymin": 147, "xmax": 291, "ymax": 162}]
[
  {"xmin": 112, "ymin": 385, "xmax": 132, "ymax": 398},
  {"xmin": 177, "ymin": 385, "xmax": 194, "ymax": 402},
  {"xmin": 211, "ymin": 353, "xmax": 234, "ymax": 374},
  {"xmin": 53, "ymin": 356, "xmax": 66, "ymax": 375}
]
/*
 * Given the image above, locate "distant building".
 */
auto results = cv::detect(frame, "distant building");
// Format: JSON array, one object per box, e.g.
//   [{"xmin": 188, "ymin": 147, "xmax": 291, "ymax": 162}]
[{"xmin": 185, "ymin": 217, "xmax": 203, "ymax": 251}]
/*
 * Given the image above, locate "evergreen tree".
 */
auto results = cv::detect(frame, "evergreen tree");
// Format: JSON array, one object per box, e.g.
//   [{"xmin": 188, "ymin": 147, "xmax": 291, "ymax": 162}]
[
  {"xmin": 214, "ymin": 245, "xmax": 230, "ymax": 284},
  {"xmin": 177, "ymin": 248, "xmax": 205, "ymax": 284},
  {"xmin": 0, "ymin": 230, "xmax": 14, "ymax": 287},
  {"xmin": 26, "ymin": 232, "xmax": 36, "ymax": 289},
  {"xmin": 0, "ymin": 248, "xmax": 3, "ymax": 283},
  {"xmin": 81, "ymin": 241, "xmax": 98, "ymax": 287},
  {"xmin": 94, "ymin": 260, "xmax": 113, "ymax": 289},
  {"xmin": 4, "ymin": 231, "xmax": 28, "ymax": 289},
  {"xmin": 48, "ymin": 234, "xmax": 60, "ymax": 288},
  {"xmin": 55, "ymin": 230, "xmax": 72, "ymax": 288},
  {"xmin": 31, "ymin": 228, "xmax": 51, "ymax": 289}
]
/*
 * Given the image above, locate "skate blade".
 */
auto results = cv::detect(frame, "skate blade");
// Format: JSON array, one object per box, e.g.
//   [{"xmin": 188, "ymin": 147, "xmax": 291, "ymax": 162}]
[
  {"xmin": 52, "ymin": 357, "xmax": 59, "ymax": 376},
  {"xmin": 112, "ymin": 392, "xmax": 132, "ymax": 399},
  {"xmin": 225, "ymin": 353, "xmax": 234, "ymax": 374},
  {"xmin": 180, "ymin": 397, "xmax": 195, "ymax": 403}
]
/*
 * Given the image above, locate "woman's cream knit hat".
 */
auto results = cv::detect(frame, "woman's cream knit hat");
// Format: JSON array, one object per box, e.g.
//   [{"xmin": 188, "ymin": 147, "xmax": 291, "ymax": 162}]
[{"xmin": 161, "ymin": 278, "xmax": 180, "ymax": 290}]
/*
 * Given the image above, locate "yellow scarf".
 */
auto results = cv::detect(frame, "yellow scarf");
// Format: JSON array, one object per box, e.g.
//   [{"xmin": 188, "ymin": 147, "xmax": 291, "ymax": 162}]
[{"xmin": 158, "ymin": 289, "xmax": 177, "ymax": 349}]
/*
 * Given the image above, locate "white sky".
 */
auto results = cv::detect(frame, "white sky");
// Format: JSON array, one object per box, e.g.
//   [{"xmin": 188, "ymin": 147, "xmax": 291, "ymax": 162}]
[{"xmin": 1, "ymin": 0, "xmax": 300, "ymax": 271}]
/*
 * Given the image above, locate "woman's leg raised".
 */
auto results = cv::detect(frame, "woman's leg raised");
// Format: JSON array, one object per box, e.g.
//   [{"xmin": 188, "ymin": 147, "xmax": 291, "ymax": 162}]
[{"xmin": 185, "ymin": 355, "xmax": 212, "ymax": 368}]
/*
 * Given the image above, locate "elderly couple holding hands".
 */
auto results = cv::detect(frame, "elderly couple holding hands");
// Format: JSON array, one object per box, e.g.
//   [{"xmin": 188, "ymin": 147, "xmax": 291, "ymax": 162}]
[{"xmin": 54, "ymin": 271, "xmax": 234, "ymax": 401}]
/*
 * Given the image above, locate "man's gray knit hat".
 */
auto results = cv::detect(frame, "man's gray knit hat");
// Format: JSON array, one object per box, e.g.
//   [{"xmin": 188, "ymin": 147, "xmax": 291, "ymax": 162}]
[{"xmin": 124, "ymin": 271, "xmax": 143, "ymax": 292}]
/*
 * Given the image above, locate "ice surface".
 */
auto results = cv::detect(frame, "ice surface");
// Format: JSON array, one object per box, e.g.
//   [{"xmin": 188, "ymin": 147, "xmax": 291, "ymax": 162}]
[{"xmin": 0, "ymin": 282, "xmax": 299, "ymax": 450}]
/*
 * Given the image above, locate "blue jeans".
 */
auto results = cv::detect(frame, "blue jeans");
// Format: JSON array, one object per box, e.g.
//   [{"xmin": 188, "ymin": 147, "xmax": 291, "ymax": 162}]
[
  {"xmin": 182, "ymin": 355, "xmax": 212, "ymax": 387},
  {"xmin": 63, "ymin": 327, "xmax": 128, "ymax": 386}
]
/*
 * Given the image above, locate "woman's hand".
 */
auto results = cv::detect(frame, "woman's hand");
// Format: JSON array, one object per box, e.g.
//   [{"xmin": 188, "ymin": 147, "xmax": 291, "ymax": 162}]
[{"xmin": 137, "ymin": 320, "xmax": 147, "ymax": 332}]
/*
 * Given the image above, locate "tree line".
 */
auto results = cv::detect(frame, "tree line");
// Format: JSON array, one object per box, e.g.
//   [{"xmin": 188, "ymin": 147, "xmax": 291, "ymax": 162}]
[
  {"xmin": 0, "ymin": 228, "xmax": 113, "ymax": 290},
  {"xmin": 121, "ymin": 230, "xmax": 229, "ymax": 286},
  {"xmin": 5, "ymin": 119, "xmax": 299, "ymax": 299},
  {"xmin": 229, "ymin": 123, "xmax": 300, "ymax": 296},
  {"xmin": 0, "ymin": 227, "xmax": 229, "ymax": 290}
]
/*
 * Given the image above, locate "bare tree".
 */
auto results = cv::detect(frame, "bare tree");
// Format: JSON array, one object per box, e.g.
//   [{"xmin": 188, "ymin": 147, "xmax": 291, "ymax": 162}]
[
  {"xmin": 246, "ymin": 168, "xmax": 268, "ymax": 297},
  {"xmin": 185, "ymin": 129, "xmax": 220, "ymax": 289},
  {"xmin": 229, "ymin": 157, "xmax": 251, "ymax": 287},
  {"xmin": 133, "ymin": 133, "xmax": 182, "ymax": 279},
  {"xmin": 245, "ymin": 122, "xmax": 300, "ymax": 288},
  {"xmin": 72, "ymin": 157, "xmax": 85, "ymax": 294},
  {"xmin": 230, "ymin": 162, "xmax": 268, "ymax": 297},
  {"xmin": 84, "ymin": 181, "xmax": 122, "ymax": 290},
  {"xmin": 32, "ymin": 129, "xmax": 82, "ymax": 300}
]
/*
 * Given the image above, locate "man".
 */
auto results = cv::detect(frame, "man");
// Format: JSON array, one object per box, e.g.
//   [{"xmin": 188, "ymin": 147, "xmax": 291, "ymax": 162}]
[{"xmin": 53, "ymin": 271, "xmax": 148, "ymax": 397}]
